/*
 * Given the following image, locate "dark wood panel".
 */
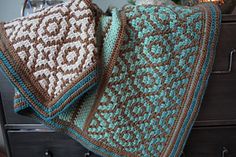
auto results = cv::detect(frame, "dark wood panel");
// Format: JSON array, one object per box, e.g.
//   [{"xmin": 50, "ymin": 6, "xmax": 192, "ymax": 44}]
[
  {"xmin": 184, "ymin": 126, "xmax": 236, "ymax": 157},
  {"xmin": 0, "ymin": 72, "xmax": 38, "ymax": 124},
  {"xmin": 212, "ymin": 23, "xmax": 236, "ymax": 71},
  {"xmin": 222, "ymin": 14, "xmax": 236, "ymax": 23},
  {"xmin": 196, "ymin": 22, "xmax": 236, "ymax": 124},
  {"xmin": 0, "ymin": 94, "xmax": 10, "ymax": 157},
  {"xmin": 197, "ymin": 73, "xmax": 236, "ymax": 123},
  {"xmin": 8, "ymin": 130, "xmax": 100, "ymax": 157}
]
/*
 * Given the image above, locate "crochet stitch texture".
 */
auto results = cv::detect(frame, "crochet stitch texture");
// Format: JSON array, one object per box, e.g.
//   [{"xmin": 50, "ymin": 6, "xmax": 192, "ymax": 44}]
[
  {"xmin": 0, "ymin": 0, "xmax": 99, "ymax": 119},
  {"xmin": 84, "ymin": 3, "xmax": 221, "ymax": 156},
  {"xmin": 0, "ymin": 0, "xmax": 221, "ymax": 156}
]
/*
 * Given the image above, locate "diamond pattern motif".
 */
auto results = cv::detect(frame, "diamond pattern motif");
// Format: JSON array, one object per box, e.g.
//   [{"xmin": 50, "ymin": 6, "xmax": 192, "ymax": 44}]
[
  {"xmin": 4, "ymin": 0, "xmax": 97, "ymax": 98},
  {"xmin": 86, "ymin": 5, "xmax": 204, "ymax": 156}
]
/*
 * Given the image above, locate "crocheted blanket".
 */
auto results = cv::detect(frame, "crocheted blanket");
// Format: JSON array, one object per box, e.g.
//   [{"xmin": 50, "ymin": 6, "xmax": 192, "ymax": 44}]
[
  {"xmin": 0, "ymin": 0, "xmax": 100, "ymax": 119},
  {"xmin": 0, "ymin": 1, "xmax": 221, "ymax": 157}
]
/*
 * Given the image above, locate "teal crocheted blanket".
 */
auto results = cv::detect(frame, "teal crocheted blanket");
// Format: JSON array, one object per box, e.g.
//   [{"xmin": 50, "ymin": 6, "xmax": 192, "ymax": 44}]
[{"xmin": 0, "ymin": 0, "xmax": 221, "ymax": 156}]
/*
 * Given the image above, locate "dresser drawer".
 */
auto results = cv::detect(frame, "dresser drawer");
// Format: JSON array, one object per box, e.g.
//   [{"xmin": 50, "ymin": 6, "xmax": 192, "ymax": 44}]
[
  {"xmin": 196, "ymin": 22, "xmax": 236, "ymax": 125},
  {"xmin": 184, "ymin": 126, "xmax": 236, "ymax": 157},
  {"xmin": 7, "ymin": 130, "xmax": 100, "ymax": 157}
]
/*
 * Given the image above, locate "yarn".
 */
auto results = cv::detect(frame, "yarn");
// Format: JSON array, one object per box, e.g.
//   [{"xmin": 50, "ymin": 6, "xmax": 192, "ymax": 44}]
[
  {"xmin": 0, "ymin": 0, "xmax": 101, "ymax": 119},
  {"xmin": 0, "ymin": 1, "xmax": 221, "ymax": 156}
]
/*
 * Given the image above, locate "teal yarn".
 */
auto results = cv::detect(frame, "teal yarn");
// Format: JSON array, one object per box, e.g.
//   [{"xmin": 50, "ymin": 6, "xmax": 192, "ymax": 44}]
[
  {"xmin": 85, "ymin": 3, "xmax": 221, "ymax": 157},
  {"xmin": 0, "ymin": 1, "xmax": 221, "ymax": 157}
]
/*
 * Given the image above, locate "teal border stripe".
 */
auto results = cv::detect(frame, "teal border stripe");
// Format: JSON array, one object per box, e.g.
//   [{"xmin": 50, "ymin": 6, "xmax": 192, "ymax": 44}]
[
  {"xmin": 0, "ymin": 51, "xmax": 97, "ymax": 119},
  {"xmin": 170, "ymin": 4, "xmax": 219, "ymax": 157},
  {"xmin": 15, "ymin": 83, "xmax": 97, "ymax": 121}
]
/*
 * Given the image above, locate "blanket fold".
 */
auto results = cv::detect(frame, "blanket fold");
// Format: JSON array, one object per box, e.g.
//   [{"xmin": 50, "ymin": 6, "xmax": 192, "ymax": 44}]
[
  {"xmin": 0, "ymin": 0, "xmax": 101, "ymax": 119},
  {"xmin": 0, "ymin": 1, "xmax": 221, "ymax": 157}
]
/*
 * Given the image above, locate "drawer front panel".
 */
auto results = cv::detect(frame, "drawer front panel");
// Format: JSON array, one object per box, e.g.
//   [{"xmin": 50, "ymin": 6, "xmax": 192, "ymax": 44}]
[
  {"xmin": 0, "ymin": 73, "xmax": 38, "ymax": 124},
  {"xmin": 184, "ymin": 126, "xmax": 236, "ymax": 157},
  {"xmin": 8, "ymin": 131, "xmax": 100, "ymax": 157},
  {"xmin": 196, "ymin": 22, "xmax": 236, "ymax": 124}
]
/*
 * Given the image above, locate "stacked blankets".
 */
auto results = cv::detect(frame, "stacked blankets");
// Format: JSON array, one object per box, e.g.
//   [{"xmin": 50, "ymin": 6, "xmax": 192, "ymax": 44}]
[{"xmin": 0, "ymin": 0, "xmax": 221, "ymax": 156}]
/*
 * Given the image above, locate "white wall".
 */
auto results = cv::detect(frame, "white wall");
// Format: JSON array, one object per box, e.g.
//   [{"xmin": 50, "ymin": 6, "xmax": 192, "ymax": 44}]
[
  {"xmin": 0, "ymin": 0, "xmax": 128, "ymax": 22},
  {"xmin": 0, "ymin": 0, "xmax": 22, "ymax": 21},
  {"xmin": 93, "ymin": 0, "xmax": 128, "ymax": 10}
]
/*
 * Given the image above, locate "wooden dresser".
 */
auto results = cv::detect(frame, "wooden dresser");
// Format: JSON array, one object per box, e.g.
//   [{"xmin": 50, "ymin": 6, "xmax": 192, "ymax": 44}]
[
  {"xmin": 184, "ymin": 14, "xmax": 236, "ymax": 157},
  {"xmin": 0, "ymin": 14, "xmax": 236, "ymax": 157}
]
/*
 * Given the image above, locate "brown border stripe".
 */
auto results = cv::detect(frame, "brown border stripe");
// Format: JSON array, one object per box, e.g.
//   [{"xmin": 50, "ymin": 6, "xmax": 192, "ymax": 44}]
[{"xmin": 83, "ymin": 10, "xmax": 127, "ymax": 131}]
